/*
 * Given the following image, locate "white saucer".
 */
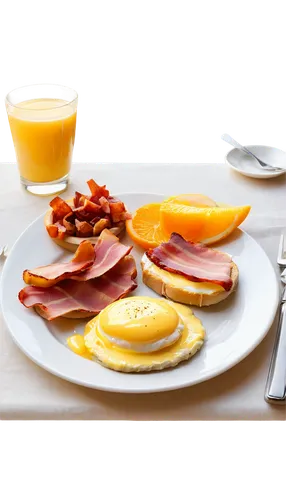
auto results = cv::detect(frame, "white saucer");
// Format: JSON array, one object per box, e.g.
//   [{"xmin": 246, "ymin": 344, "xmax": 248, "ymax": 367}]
[{"xmin": 225, "ymin": 145, "xmax": 286, "ymax": 179}]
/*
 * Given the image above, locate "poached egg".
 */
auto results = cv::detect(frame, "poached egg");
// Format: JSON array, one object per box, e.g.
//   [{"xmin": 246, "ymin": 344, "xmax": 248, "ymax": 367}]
[{"xmin": 67, "ymin": 296, "xmax": 205, "ymax": 372}]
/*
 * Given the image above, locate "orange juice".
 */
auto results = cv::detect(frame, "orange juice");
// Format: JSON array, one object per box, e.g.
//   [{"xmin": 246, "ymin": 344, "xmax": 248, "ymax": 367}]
[{"xmin": 7, "ymin": 98, "xmax": 77, "ymax": 183}]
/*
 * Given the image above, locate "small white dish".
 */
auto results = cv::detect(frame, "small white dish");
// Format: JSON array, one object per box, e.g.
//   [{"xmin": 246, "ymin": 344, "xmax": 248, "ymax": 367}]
[
  {"xmin": 225, "ymin": 145, "xmax": 286, "ymax": 179},
  {"xmin": 0, "ymin": 192, "xmax": 279, "ymax": 393}
]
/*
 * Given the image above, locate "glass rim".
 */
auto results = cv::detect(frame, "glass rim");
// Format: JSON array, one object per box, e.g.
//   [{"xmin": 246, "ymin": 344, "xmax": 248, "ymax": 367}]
[{"xmin": 5, "ymin": 83, "xmax": 78, "ymax": 110}]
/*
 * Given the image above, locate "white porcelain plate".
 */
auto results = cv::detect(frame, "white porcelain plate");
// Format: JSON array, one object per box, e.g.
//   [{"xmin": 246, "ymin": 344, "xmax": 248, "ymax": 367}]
[
  {"xmin": 0, "ymin": 193, "xmax": 279, "ymax": 393},
  {"xmin": 226, "ymin": 145, "xmax": 286, "ymax": 179}
]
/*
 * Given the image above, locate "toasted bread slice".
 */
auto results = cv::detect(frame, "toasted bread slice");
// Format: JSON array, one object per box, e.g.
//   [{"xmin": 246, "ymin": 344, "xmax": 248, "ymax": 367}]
[{"xmin": 141, "ymin": 254, "xmax": 238, "ymax": 307}]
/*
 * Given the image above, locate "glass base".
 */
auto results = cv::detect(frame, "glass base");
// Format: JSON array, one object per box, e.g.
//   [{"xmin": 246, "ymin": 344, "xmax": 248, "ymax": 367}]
[{"xmin": 21, "ymin": 174, "xmax": 69, "ymax": 196}]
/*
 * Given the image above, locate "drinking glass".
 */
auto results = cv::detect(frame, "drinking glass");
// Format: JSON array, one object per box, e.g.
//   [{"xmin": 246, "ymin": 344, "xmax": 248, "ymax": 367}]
[{"xmin": 5, "ymin": 84, "xmax": 78, "ymax": 195}]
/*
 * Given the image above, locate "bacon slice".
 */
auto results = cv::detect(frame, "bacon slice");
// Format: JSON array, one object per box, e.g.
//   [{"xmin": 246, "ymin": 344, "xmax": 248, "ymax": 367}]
[
  {"xmin": 23, "ymin": 240, "xmax": 95, "ymax": 288},
  {"xmin": 18, "ymin": 256, "xmax": 137, "ymax": 320},
  {"xmin": 146, "ymin": 233, "xmax": 232, "ymax": 291},
  {"xmin": 72, "ymin": 229, "xmax": 132, "ymax": 281}
]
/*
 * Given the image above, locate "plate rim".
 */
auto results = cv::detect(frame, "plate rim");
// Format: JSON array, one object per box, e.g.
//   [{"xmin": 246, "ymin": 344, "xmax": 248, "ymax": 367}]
[{"xmin": 0, "ymin": 191, "xmax": 279, "ymax": 393}]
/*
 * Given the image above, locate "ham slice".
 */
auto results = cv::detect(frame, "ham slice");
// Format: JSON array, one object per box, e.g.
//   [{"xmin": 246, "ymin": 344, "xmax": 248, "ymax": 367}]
[
  {"xmin": 18, "ymin": 256, "xmax": 137, "ymax": 320},
  {"xmin": 71, "ymin": 229, "xmax": 132, "ymax": 281},
  {"xmin": 146, "ymin": 233, "xmax": 232, "ymax": 291},
  {"xmin": 23, "ymin": 240, "xmax": 95, "ymax": 288}
]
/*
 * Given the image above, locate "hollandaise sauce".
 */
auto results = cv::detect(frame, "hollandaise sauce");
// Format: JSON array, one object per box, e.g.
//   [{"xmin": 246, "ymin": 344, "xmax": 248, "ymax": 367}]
[
  {"xmin": 67, "ymin": 297, "xmax": 205, "ymax": 373},
  {"xmin": 67, "ymin": 334, "xmax": 91, "ymax": 359}
]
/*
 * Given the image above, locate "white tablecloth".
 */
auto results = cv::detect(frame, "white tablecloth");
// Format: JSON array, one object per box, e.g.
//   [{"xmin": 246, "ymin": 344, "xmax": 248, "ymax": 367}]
[{"xmin": 0, "ymin": 163, "xmax": 285, "ymax": 420}]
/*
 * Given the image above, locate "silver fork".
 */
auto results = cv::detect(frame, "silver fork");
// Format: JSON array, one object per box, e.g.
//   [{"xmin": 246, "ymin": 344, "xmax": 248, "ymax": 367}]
[{"xmin": 265, "ymin": 234, "xmax": 286, "ymax": 404}]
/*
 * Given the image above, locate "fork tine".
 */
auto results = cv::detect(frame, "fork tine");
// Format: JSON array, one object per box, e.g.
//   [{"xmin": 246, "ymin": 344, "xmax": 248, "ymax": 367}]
[
  {"xmin": 0, "ymin": 245, "xmax": 8, "ymax": 258},
  {"xmin": 282, "ymin": 235, "xmax": 286, "ymax": 259},
  {"xmin": 278, "ymin": 234, "xmax": 285, "ymax": 260}
]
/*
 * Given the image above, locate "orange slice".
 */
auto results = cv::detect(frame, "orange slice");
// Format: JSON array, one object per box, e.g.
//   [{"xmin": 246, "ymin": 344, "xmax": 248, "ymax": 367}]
[
  {"xmin": 165, "ymin": 193, "xmax": 217, "ymax": 207},
  {"xmin": 126, "ymin": 203, "xmax": 169, "ymax": 249},
  {"xmin": 159, "ymin": 203, "xmax": 251, "ymax": 244}
]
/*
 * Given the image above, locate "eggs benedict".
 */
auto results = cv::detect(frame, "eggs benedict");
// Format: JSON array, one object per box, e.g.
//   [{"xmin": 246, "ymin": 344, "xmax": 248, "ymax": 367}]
[{"xmin": 70, "ymin": 296, "xmax": 205, "ymax": 372}]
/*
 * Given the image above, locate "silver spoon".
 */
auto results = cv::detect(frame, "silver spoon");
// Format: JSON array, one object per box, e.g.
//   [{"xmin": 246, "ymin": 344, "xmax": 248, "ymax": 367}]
[{"xmin": 219, "ymin": 132, "xmax": 285, "ymax": 172}]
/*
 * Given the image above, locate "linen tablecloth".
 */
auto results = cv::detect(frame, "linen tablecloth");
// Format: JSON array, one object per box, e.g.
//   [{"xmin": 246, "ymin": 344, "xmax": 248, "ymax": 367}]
[{"xmin": 0, "ymin": 163, "xmax": 285, "ymax": 420}]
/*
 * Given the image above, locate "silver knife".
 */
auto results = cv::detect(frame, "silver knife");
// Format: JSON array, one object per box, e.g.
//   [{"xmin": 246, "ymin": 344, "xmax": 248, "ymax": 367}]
[{"xmin": 265, "ymin": 269, "xmax": 286, "ymax": 404}]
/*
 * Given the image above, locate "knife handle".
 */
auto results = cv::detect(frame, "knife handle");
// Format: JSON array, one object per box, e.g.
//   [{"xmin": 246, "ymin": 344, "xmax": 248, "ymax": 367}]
[{"xmin": 265, "ymin": 302, "xmax": 286, "ymax": 404}]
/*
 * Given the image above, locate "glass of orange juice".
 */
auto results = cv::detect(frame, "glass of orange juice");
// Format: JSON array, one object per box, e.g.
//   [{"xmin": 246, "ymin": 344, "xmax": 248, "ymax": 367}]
[{"xmin": 5, "ymin": 84, "xmax": 78, "ymax": 195}]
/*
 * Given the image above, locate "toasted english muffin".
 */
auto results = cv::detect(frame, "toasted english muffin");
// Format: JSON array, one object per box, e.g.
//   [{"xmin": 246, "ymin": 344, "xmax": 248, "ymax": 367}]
[
  {"xmin": 141, "ymin": 254, "xmax": 238, "ymax": 307},
  {"xmin": 34, "ymin": 305, "xmax": 96, "ymax": 319}
]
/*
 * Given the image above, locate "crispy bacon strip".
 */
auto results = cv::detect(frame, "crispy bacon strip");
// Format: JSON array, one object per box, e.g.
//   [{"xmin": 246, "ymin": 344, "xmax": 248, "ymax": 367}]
[
  {"xmin": 23, "ymin": 240, "xmax": 95, "ymax": 288},
  {"xmin": 72, "ymin": 229, "xmax": 132, "ymax": 281},
  {"xmin": 19, "ymin": 255, "xmax": 137, "ymax": 320},
  {"xmin": 146, "ymin": 233, "xmax": 233, "ymax": 291}
]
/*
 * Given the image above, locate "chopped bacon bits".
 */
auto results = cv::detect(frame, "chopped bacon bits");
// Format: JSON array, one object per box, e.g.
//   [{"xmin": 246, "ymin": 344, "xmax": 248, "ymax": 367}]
[
  {"xmin": 93, "ymin": 218, "xmax": 110, "ymax": 236},
  {"xmin": 62, "ymin": 212, "xmax": 76, "ymax": 235},
  {"xmin": 75, "ymin": 219, "xmax": 94, "ymax": 237},
  {"xmin": 83, "ymin": 199, "xmax": 102, "ymax": 214},
  {"xmin": 46, "ymin": 224, "xmax": 59, "ymax": 238},
  {"xmin": 50, "ymin": 197, "xmax": 72, "ymax": 223},
  {"xmin": 99, "ymin": 196, "xmax": 110, "ymax": 213},
  {"xmin": 73, "ymin": 191, "xmax": 85, "ymax": 208},
  {"xmin": 46, "ymin": 179, "xmax": 128, "ymax": 240},
  {"xmin": 87, "ymin": 179, "xmax": 109, "ymax": 199},
  {"xmin": 55, "ymin": 222, "xmax": 67, "ymax": 240}
]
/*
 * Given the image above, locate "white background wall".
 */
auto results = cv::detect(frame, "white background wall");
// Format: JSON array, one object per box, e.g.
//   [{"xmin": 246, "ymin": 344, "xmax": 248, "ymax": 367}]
[{"xmin": 0, "ymin": 80, "xmax": 272, "ymax": 162}]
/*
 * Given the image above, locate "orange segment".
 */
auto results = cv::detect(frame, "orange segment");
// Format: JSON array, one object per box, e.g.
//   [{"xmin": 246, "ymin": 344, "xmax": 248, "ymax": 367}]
[
  {"xmin": 160, "ymin": 203, "xmax": 251, "ymax": 244},
  {"xmin": 165, "ymin": 193, "xmax": 217, "ymax": 207},
  {"xmin": 126, "ymin": 203, "xmax": 168, "ymax": 249}
]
